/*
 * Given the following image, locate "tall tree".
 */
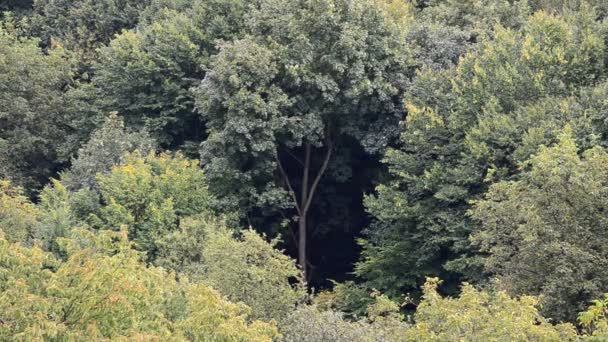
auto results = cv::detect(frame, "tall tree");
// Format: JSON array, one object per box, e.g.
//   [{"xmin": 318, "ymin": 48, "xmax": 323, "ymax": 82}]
[
  {"xmin": 472, "ymin": 128, "xmax": 608, "ymax": 322},
  {"xmin": 194, "ymin": 0, "xmax": 412, "ymax": 280},
  {"xmin": 357, "ymin": 8, "xmax": 607, "ymax": 298}
]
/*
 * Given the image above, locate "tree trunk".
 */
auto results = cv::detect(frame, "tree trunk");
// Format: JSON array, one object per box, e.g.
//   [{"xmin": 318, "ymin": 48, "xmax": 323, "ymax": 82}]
[
  {"xmin": 298, "ymin": 212, "xmax": 308, "ymax": 280},
  {"xmin": 299, "ymin": 144, "xmax": 311, "ymax": 280},
  {"xmin": 276, "ymin": 140, "xmax": 333, "ymax": 283}
]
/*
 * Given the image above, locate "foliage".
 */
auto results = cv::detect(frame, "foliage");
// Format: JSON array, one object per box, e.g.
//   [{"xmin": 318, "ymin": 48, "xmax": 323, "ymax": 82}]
[
  {"xmin": 61, "ymin": 112, "xmax": 155, "ymax": 191},
  {"xmin": 405, "ymin": 278, "xmax": 578, "ymax": 341},
  {"xmin": 421, "ymin": 0, "xmax": 530, "ymax": 39},
  {"xmin": 154, "ymin": 215, "xmax": 217, "ymax": 281},
  {"xmin": 196, "ymin": 0, "xmax": 411, "ymax": 211},
  {"xmin": 30, "ymin": 0, "xmax": 150, "ymax": 63},
  {"xmin": 358, "ymin": 8, "xmax": 608, "ymax": 299},
  {"xmin": 33, "ymin": 180, "xmax": 77, "ymax": 255},
  {"xmin": 530, "ymin": 0, "xmax": 608, "ymax": 17},
  {"xmin": 199, "ymin": 224, "xmax": 306, "ymax": 322},
  {"xmin": 472, "ymin": 128, "xmax": 608, "ymax": 322},
  {"xmin": 95, "ymin": 152, "xmax": 213, "ymax": 261},
  {"xmin": 0, "ymin": 227, "xmax": 278, "ymax": 340},
  {"xmin": 281, "ymin": 305, "xmax": 388, "ymax": 342},
  {"xmin": 579, "ymin": 295, "xmax": 608, "ymax": 340},
  {"xmin": 0, "ymin": 180, "xmax": 39, "ymax": 244},
  {"xmin": 0, "ymin": 0, "xmax": 33, "ymax": 15},
  {"xmin": 195, "ymin": 0, "xmax": 413, "ymax": 278},
  {"xmin": 0, "ymin": 22, "xmax": 82, "ymax": 193},
  {"xmin": 156, "ymin": 214, "xmax": 305, "ymax": 323},
  {"xmin": 93, "ymin": 0, "xmax": 248, "ymax": 149},
  {"xmin": 316, "ymin": 281, "xmax": 376, "ymax": 319},
  {"xmin": 280, "ymin": 299, "xmax": 409, "ymax": 342},
  {"xmin": 406, "ymin": 21, "xmax": 470, "ymax": 71},
  {"xmin": 6, "ymin": 0, "xmax": 608, "ymax": 336}
]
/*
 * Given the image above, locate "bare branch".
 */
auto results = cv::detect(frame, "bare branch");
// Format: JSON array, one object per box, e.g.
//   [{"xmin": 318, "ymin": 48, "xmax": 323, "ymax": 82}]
[
  {"xmin": 302, "ymin": 140, "xmax": 333, "ymax": 214},
  {"xmin": 301, "ymin": 143, "xmax": 311, "ymax": 210},
  {"xmin": 283, "ymin": 147, "xmax": 305, "ymax": 167},
  {"xmin": 276, "ymin": 152, "xmax": 302, "ymax": 215}
]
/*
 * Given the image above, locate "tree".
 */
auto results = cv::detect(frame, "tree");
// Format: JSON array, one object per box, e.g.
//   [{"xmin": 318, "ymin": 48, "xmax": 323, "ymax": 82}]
[
  {"xmin": 357, "ymin": 8, "xmax": 607, "ymax": 299},
  {"xmin": 281, "ymin": 304, "xmax": 407, "ymax": 342},
  {"xmin": 201, "ymin": 226, "xmax": 305, "ymax": 322},
  {"xmin": 61, "ymin": 112, "xmax": 155, "ymax": 191},
  {"xmin": 0, "ymin": 181, "xmax": 39, "ymax": 244},
  {"xmin": 195, "ymin": 0, "xmax": 412, "ymax": 280},
  {"xmin": 33, "ymin": 180, "xmax": 77, "ymax": 255},
  {"xmin": 579, "ymin": 294, "xmax": 608, "ymax": 340},
  {"xmin": 93, "ymin": 0, "xmax": 247, "ymax": 150},
  {"xmin": 405, "ymin": 21, "xmax": 470, "ymax": 72},
  {"xmin": 94, "ymin": 152, "xmax": 214, "ymax": 261},
  {"xmin": 421, "ymin": 0, "xmax": 530, "ymax": 40},
  {"xmin": 154, "ymin": 211, "xmax": 306, "ymax": 323},
  {"xmin": 281, "ymin": 291, "xmax": 409, "ymax": 342},
  {"xmin": 281, "ymin": 305, "xmax": 379, "ymax": 342},
  {"xmin": 471, "ymin": 128, "xmax": 608, "ymax": 322},
  {"xmin": 284, "ymin": 276, "xmax": 579, "ymax": 341},
  {"xmin": 0, "ymin": 227, "xmax": 278, "ymax": 340},
  {"xmin": 0, "ymin": 21, "xmax": 84, "ymax": 194},
  {"xmin": 29, "ymin": 0, "xmax": 150, "ymax": 64},
  {"xmin": 155, "ymin": 215, "xmax": 306, "ymax": 323},
  {"xmin": 405, "ymin": 278, "xmax": 577, "ymax": 341}
]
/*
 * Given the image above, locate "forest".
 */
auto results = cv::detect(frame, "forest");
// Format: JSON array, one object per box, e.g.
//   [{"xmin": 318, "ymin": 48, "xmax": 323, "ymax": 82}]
[{"xmin": 2, "ymin": 0, "xmax": 608, "ymax": 340}]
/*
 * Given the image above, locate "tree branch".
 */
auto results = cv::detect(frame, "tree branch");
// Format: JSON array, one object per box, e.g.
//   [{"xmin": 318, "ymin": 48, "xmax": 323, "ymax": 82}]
[
  {"xmin": 283, "ymin": 147, "xmax": 305, "ymax": 167},
  {"xmin": 276, "ymin": 152, "xmax": 302, "ymax": 215},
  {"xmin": 301, "ymin": 143, "xmax": 311, "ymax": 212},
  {"xmin": 302, "ymin": 139, "xmax": 333, "ymax": 214}
]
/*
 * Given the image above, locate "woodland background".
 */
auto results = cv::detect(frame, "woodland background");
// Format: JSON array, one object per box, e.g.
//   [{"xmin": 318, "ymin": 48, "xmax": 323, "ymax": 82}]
[{"xmin": 3, "ymin": 0, "xmax": 608, "ymax": 340}]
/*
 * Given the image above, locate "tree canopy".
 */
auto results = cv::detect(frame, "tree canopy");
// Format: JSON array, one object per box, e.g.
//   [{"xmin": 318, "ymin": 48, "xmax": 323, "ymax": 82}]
[
  {"xmin": 195, "ymin": 0, "xmax": 412, "ymax": 279},
  {"xmin": 0, "ymin": 228, "xmax": 278, "ymax": 340},
  {"xmin": 5, "ymin": 0, "xmax": 608, "ymax": 339}
]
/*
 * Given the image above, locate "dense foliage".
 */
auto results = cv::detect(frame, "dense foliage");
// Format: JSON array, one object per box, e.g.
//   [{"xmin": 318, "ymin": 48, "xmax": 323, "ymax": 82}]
[
  {"xmin": 4, "ymin": 0, "xmax": 608, "ymax": 339},
  {"xmin": 472, "ymin": 128, "xmax": 608, "ymax": 321},
  {"xmin": 358, "ymin": 7, "xmax": 608, "ymax": 300},
  {"xmin": 0, "ymin": 228, "xmax": 278, "ymax": 340},
  {"xmin": 0, "ymin": 22, "xmax": 79, "ymax": 193}
]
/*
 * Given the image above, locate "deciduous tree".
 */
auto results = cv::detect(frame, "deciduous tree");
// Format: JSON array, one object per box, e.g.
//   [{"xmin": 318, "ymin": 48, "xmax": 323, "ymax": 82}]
[
  {"xmin": 195, "ymin": 0, "xmax": 412, "ymax": 279},
  {"xmin": 0, "ymin": 227, "xmax": 278, "ymax": 340},
  {"xmin": 472, "ymin": 128, "xmax": 608, "ymax": 322},
  {"xmin": 95, "ymin": 152, "xmax": 214, "ymax": 261},
  {"xmin": 358, "ymin": 9, "xmax": 607, "ymax": 299},
  {"xmin": 0, "ymin": 22, "xmax": 87, "ymax": 193}
]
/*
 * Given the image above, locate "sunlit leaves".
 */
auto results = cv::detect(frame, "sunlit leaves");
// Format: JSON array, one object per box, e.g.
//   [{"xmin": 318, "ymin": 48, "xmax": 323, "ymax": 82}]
[
  {"xmin": 95, "ymin": 152, "xmax": 213, "ymax": 260},
  {"xmin": 0, "ymin": 228, "xmax": 278, "ymax": 340},
  {"xmin": 472, "ymin": 128, "xmax": 608, "ymax": 321},
  {"xmin": 406, "ymin": 278, "xmax": 577, "ymax": 341},
  {"xmin": 0, "ymin": 181, "xmax": 39, "ymax": 243}
]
